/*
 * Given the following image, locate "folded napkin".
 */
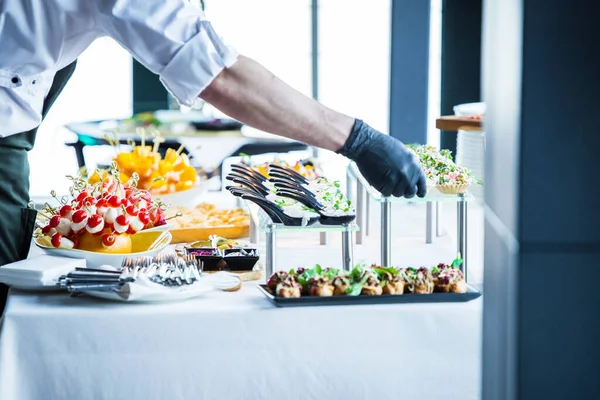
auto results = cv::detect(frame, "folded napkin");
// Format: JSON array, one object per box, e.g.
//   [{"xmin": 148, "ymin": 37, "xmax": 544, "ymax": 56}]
[{"xmin": 0, "ymin": 255, "xmax": 86, "ymax": 290}]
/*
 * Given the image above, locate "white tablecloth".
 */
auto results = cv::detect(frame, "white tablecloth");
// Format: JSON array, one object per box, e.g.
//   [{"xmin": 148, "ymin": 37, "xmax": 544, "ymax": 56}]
[{"xmin": 0, "ymin": 285, "xmax": 482, "ymax": 400}]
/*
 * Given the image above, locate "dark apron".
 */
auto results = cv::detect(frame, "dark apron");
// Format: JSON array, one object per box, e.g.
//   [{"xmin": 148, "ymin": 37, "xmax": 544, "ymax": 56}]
[{"xmin": 0, "ymin": 61, "xmax": 77, "ymax": 312}]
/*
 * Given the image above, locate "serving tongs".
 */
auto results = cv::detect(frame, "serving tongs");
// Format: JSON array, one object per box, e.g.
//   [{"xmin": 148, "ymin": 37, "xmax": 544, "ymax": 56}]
[
  {"xmin": 267, "ymin": 170, "xmax": 308, "ymax": 187},
  {"xmin": 230, "ymin": 164, "xmax": 267, "ymax": 183},
  {"xmin": 268, "ymin": 164, "xmax": 309, "ymax": 184},
  {"xmin": 227, "ymin": 169, "xmax": 267, "ymax": 187},
  {"xmin": 225, "ymin": 175, "xmax": 270, "ymax": 196},
  {"xmin": 268, "ymin": 177, "xmax": 316, "ymax": 198},
  {"xmin": 226, "ymin": 186, "xmax": 283, "ymax": 223},
  {"xmin": 275, "ymin": 188, "xmax": 356, "ymax": 225},
  {"xmin": 240, "ymin": 193, "xmax": 319, "ymax": 226}
]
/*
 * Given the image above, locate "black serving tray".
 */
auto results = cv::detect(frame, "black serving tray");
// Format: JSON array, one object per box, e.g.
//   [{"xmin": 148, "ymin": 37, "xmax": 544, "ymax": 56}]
[{"xmin": 257, "ymin": 284, "xmax": 481, "ymax": 307}]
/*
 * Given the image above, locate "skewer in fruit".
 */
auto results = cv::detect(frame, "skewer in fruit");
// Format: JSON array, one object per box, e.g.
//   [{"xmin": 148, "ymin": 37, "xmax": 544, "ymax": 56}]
[{"xmin": 34, "ymin": 164, "xmax": 169, "ymax": 253}]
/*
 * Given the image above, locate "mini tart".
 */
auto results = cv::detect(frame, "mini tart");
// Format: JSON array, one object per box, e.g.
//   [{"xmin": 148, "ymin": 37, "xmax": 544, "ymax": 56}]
[
  {"xmin": 382, "ymin": 279, "xmax": 404, "ymax": 295},
  {"xmin": 361, "ymin": 272, "xmax": 383, "ymax": 296},
  {"xmin": 404, "ymin": 267, "xmax": 434, "ymax": 294},
  {"xmin": 266, "ymin": 270, "xmax": 289, "ymax": 292},
  {"xmin": 379, "ymin": 271, "xmax": 405, "ymax": 295},
  {"xmin": 436, "ymin": 268, "xmax": 467, "ymax": 293},
  {"xmin": 436, "ymin": 183, "xmax": 470, "ymax": 195},
  {"xmin": 275, "ymin": 277, "xmax": 302, "ymax": 298},
  {"xmin": 450, "ymin": 280, "xmax": 468, "ymax": 294},
  {"xmin": 332, "ymin": 275, "xmax": 351, "ymax": 296},
  {"xmin": 307, "ymin": 276, "xmax": 334, "ymax": 297}
]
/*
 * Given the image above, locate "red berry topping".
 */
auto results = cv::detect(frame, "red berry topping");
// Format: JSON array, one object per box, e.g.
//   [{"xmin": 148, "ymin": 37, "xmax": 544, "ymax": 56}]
[
  {"xmin": 125, "ymin": 205, "xmax": 138, "ymax": 216},
  {"xmin": 138, "ymin": 211, "xmax": 150, "ymax": 225},
  {"xmin": 97, "ymin": 198, "xmax": 108, "ymax": 208},
  {"xmin": 41, "ymin": 225, "xmax": 54, "ymax": 235},
  {"xmin": 87, "ymin": 214, "xmax": 104, "ymax": 228},
  {"xmin": 101, "ymin": 233, "xmax": 116, "ymax": 248},
  {"xmin": 59, "ymin": 205, "xmax": 73, "ymax": 217},
  {"xmin": 71, "ymin": 209, "xmax": 88, "ymax": 224},
  {"xmin": 76, "ymin": 191, "xmax": 89, "ymax": 203},
  {"xmin": 49, "ymin": 215, "xmax": 61, "ymax": 228},
  {"xmin": 71, "ymin": 236, "xmax": 80, "ymax": 249},
  {"xmin": 115, "ymin": 214, "xmax": 130, "ymax": 226},
  {"xmin": 108, "ymin": 195, "xmax": 121, "ymax": 208},
  {"xmin": 83, "ymin": 196, "xmax": 97, "ymax": 206},
  {"xmin": 51, "ymin": 232, "xmax": 62, "ymax": 248}
]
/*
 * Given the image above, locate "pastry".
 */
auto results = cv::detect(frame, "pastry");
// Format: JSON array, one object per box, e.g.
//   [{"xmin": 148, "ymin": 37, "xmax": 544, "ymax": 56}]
[
  {"xmin": 332, "ymin": 275, "xmax": 351, "ymax": 295},
  {"xmin": 381, "ymin": 272, "xmax": 405, "ymax": 295},
  {"xmin": 438, "ymin": 268, "xmax": 467, "ymax": 294},
  {"xmin": 307, "ymin": 275, "xmax": 334, "ymax": 297},
  {"xmin": 360, "ymin": 271, "xmax": 383, "ymax": 296},
  {"xmin": 266, "ymin": 270, "xmax": 289, "ymax": 293},
  {"xmin": 403, "ymin": 267, "xmax": 434, "ymax": 294},
  {"xmin": 275, "ymin": 277, "xmax": 302, "ymax": 298}
]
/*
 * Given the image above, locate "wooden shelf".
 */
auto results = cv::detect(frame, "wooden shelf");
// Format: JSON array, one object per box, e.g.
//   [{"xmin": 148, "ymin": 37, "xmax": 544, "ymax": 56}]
[{"xmin": 436, "ymin": 116, "xmax": 483, "ymax": 131}]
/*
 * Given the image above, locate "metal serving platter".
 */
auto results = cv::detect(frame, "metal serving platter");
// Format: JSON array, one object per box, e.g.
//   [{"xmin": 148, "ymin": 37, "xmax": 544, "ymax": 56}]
[{"xmin": 257, "ymin": 284, "xmax": 481, "ymax": 307}]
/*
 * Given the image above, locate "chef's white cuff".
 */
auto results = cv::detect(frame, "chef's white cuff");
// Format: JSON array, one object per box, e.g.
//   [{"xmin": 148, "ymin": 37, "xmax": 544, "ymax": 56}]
[{"xmin": 159, "ymin": 19, "xmax": 238, "ymax": 107}]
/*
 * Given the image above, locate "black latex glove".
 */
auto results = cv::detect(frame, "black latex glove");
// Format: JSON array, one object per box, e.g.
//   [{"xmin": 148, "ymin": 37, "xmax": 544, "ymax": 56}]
[{"xmin": 337, "ymin": 119, "xmax": 427, "ymax": 198}]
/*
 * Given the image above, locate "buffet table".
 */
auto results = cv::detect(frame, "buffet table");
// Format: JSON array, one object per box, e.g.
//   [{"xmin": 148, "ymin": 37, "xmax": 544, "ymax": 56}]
[{"xmin": 0, "ymin": 285, "xmax": 482, "ymax": 400}]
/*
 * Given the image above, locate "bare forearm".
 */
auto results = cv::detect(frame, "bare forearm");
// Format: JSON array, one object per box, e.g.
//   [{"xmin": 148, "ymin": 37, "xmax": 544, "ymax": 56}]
[{"xmin": 200, "ymin": 56, "xmax": 354, "ymax": 152}]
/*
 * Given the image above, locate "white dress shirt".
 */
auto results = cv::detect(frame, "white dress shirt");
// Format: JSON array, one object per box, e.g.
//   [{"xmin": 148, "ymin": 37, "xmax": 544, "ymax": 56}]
[{"xmin": 0, "ymin": 0, "xmax": 238, "ymax": 137}]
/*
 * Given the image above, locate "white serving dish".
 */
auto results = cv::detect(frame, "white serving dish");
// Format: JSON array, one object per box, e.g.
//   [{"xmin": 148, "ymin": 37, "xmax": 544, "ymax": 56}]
[
  {"xmin": 34, "ymin": 232, "xmax": 172, "ymax": 269},
  {"xmin": 152, "ymin": 181, "xmax": 209, "ymax": 207}
]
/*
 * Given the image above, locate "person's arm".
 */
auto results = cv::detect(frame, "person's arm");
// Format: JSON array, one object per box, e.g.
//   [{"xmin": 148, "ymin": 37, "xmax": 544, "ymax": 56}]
[
  {"xmin": 94, "ymin": 0, "xmax": 426, "ymax": 198},
  {"xmin": 200, "ymin": 56, "xmax": 354, "ymax": 152},
  {"xmin": 201, "ymin": 56, "xmax": 427, "ymax": 198}
]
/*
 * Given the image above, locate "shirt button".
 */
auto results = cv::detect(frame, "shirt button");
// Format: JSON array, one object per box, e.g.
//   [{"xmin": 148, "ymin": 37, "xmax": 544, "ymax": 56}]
[{"xmin": 11, "ymin": 77, "xmax": 19, "ymax": 84}]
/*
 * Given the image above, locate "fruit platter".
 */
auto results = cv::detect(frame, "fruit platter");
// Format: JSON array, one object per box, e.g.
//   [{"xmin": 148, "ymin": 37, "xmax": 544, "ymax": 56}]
[
  {"xmin": 225, "ymin": 163, "xmax": 355, "ymax": 226},
  {"xmin": 259, "ymin": 257, "xmax": 481, "ymax": 307},
  {"xmin": 33, "ymin": 166, "xmax": 172, "ymax": 267},
  {"xmin": 88, "ymin": 130, "xmax": 207, "ymax": 206},
  {"xmin": 408, "ymin": 145, "xmax": 482, "ymax": 195}
]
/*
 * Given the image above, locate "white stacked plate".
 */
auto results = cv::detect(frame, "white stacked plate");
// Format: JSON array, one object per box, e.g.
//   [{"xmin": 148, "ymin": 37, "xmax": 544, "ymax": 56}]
[{"xmin": 453, "ymin": 102, "xmax": 485, "ymax": 198}]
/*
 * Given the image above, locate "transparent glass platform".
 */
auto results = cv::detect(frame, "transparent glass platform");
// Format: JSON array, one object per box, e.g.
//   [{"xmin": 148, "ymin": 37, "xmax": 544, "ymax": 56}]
[{"xmin": 348, "ymin": 162, "xmax": 474, "ymax": 203}]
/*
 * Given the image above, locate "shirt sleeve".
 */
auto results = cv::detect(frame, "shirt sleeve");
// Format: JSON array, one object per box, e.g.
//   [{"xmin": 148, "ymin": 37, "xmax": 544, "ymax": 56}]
[{"xmin": 94, "ymin": 0, "xmax": 238, "ymax": 106}]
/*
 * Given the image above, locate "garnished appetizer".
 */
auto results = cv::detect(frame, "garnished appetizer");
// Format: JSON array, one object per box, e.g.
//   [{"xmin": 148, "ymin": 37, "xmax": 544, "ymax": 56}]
[
  {"xmin": 266, "ymin": 270, "xmax": 290, "ymax": 293},
  {"xmin": 359, "ymin": 269, "xmax": 383, "ymax": 296},
  {"xmin": 306, "ymin": 275, "xmax": 335, "ymax": 297},
  {"xmin": 265, "ymin": 258, "xmax": 466, "ymax": 299},
  {"xmin": 332, "ymin": 274, "xmax": 352, "ymax": 296},
  {"xmin": 373, "ymin": 266, "xmax": 405, "ymax": 295},
  {"xmin": 432, "ymin": 257, "xmax": 467, "ymax": 293},
  {"xmin": 275, "ymin": 276, "xmax": 302, "ymax": 298},
  {"xmin": 403, "ymin": 267, "xmax": 434, "ymax": 294},
  {"xmin": 408, "ymin": 144, "xmax": 482, "ymax": 194},
  {"xmin": 34, "ymin": 164, "xmax": 169, "ymax": 254}
]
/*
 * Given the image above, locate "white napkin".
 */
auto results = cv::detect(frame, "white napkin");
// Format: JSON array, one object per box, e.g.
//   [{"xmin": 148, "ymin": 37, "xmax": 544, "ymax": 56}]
[{"xmin": 0, "ymin": 255, "xmax": 86, "ymax": 289}]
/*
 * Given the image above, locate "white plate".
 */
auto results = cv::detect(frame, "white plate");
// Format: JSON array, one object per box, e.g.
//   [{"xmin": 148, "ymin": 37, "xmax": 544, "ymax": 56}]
[
  {"xmin": 83, "ymin": 272, "xmax": 240, "ymax": 302},
  {"xmin": 152, "ymin": 181, "xmax": 209, "ymax": 207},
  {"xmin": 34, "ymin": 232, "xmax": 172, "ymax": 269}
]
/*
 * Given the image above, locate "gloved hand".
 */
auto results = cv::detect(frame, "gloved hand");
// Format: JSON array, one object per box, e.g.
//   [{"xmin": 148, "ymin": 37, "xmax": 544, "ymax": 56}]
[{"xmin": 337, "ymin": 119, "xmax": 427, "ymax": 198}]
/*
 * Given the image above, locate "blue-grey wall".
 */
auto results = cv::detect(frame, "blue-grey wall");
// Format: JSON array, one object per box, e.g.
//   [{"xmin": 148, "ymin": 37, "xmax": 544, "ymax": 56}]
[{"xmin": 482, "ymin": 0, "xmax": 600, "ymax": 398}]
